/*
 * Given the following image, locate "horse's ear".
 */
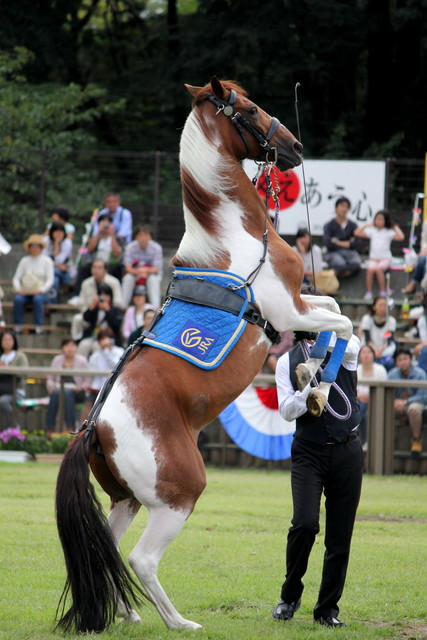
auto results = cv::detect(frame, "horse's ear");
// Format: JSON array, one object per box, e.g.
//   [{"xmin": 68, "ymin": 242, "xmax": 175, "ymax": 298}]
[
  {"xmin": 210, "ymin": 76, "xmax": 225, "ymax": 99},
  {"xmin": 185, "ymin": 84, "xmax": 201, "ymax": 97}
]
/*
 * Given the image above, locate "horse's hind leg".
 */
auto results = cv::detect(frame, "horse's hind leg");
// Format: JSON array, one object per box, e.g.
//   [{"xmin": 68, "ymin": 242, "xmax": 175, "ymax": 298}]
[
  {"xmin": 107, "ymin": 498, "xmax": 142, "ymax": 624},
  {"xmin": 128, "ymin": 504, "xmax": 202, "ymax": 630}
]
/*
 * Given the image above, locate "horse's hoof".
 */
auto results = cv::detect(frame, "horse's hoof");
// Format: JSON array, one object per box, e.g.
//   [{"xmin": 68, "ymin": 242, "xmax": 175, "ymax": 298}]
[
  {"xmin": 295, "ymin": 363, "xmax": 312, "ymax": 391},
  {"xmin": 173, "ymin": 619, "xmax": 202, "ymax": 630},
  {"xmin": 307, "ymin": 389, "xmax": 326, "ymax": 417},
  {"xmin": 118, "ymin": 609, "xmax": 142, "ymax": 624}
]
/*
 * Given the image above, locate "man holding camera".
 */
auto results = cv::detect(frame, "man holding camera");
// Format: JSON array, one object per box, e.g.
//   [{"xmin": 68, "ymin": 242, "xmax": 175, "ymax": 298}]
[
  {"xmin": 86, "ymin": 212, "xmax": 124, "ymax": 280},
  {"xmin": 92, "ymin": 192, "xmax": 133, "ymax": 245},
  {"xmin": 77, "ymin": 283, "xmax": 124, "ymax": 358}
]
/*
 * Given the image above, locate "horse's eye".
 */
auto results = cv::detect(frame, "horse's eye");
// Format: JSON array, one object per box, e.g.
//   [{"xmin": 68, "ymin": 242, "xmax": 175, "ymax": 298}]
[{"xmin": 248, "ymin": 107, "xmax": 258, "ymax": 117}]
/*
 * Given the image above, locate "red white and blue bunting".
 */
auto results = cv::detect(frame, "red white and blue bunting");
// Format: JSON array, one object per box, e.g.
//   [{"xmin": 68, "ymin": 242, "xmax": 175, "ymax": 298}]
[{"xmin": 219, "ymin": 385, "xmax": 295, "ymax": 460}]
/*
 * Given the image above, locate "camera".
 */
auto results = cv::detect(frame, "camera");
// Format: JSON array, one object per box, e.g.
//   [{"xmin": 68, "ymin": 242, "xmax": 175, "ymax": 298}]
[
  {"xmin": 102, "ymin": 221, "xmax": 110, "ymax": 228},
  {"xmin": 98, "ymin": 296, "xmax": 105, "ymax": 302}
]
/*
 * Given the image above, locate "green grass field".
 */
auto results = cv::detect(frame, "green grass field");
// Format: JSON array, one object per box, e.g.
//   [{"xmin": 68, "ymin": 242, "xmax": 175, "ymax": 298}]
[{"xmin": 0, "ymin": 462, "xmax": 426, "ymax": 640}]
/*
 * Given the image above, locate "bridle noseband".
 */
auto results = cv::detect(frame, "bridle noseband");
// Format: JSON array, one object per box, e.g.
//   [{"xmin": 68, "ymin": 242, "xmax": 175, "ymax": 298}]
[{"xmin": 207, "ymin": 89, "xmax": 280, "ymax": 164}]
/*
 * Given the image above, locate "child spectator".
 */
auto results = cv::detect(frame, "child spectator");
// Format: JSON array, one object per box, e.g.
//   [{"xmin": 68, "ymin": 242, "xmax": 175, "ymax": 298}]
[
  {"xmin": 46, "ymin": 338, "xmax": 90, "ymax": 431},
  {"xmin": 354, "ymin": 209, "xmax": 404, "ymax": 300},
  {"xmin": 0, "ymin": 331, "xmax": 29, "ymax": 428},
  {"xmin": 358, "ymin": 295, "xmax": 397, "ymax": 370}
]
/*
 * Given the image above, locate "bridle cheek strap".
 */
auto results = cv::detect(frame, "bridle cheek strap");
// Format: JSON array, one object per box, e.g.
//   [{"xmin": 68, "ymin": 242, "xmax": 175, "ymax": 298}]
[{"xmin": 207, "ymin": 91, "xmax": 280, "ymax": 163}]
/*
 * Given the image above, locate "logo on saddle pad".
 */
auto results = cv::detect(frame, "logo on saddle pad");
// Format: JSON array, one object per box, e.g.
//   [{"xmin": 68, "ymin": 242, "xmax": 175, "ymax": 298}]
[{"xmin": 173, "ymin": 320, "xmax": 219, "ymax": 360}]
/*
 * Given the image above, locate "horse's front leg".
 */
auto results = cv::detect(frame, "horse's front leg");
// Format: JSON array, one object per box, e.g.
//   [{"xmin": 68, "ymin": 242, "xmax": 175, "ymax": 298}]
[
  {"xmin": 287, "ymin": 308, "xmax": 354, "ymax": 417},
  {"xmin": 295, "ymin": 331, "xmax": 337, "ymax": 417}
]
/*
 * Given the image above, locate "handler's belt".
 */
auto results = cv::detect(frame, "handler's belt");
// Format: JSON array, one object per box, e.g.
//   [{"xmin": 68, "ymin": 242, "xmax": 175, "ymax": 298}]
[
  {"xmin": 167, "ymin": 276, "xmax": 280, "ymax": 345},
  {"xmin": 325, "ymin": 430, "xmax": 359, "ymax": 445}
]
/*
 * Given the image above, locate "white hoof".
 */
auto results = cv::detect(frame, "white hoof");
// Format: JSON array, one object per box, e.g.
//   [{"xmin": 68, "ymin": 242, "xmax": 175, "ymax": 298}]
[
  {"xmin": 307, "ymin": 389, "xmax": 326, "ymax": 417},
  {"xmin": 169, "ymin": 618, "xmax": 202, "ymax": 630},
  {"xmin": 295, "ymin": 363, "xmax": 312, "ymax": 391},
  {"xmin": 118, "ymin": 609, "xmax": 142, "ymax": 624}
]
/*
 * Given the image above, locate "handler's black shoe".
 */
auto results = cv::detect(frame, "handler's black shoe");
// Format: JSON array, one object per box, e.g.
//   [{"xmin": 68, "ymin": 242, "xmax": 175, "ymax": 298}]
[
  {"xmin": 315, "ymin": 615, "xmax": 347, "ymax": 628},
  {"xmin": 272, "ymin": 599, "xmax": 301, "ymax": 621}
]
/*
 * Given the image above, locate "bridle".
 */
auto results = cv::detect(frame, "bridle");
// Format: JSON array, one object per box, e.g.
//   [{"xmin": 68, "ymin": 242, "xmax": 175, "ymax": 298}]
[
  {"xmin": 206, "ymin": 88, "xmax": 282, "ymax": 291},
  {"xmin": 207, "ymin": 89, "xmax": 280, "ymax": 164}
]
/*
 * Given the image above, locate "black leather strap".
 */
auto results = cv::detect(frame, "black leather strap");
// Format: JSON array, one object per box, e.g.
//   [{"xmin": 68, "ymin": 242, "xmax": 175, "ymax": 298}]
[{"xmin": 167, "ymin": 276, "xmax": 281, "ymax": 344}]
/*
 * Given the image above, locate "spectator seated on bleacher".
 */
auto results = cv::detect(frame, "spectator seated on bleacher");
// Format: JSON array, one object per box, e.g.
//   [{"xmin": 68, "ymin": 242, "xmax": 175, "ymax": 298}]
[
  {"xmin": 0, "ymin": 285, "xmax": 4, "ymax": 327},
  {"xmin": 354, "ymin": 209, "xmax": 404, "ymax": 301},
  {"xmin": 79, "ymin": 328, "xmax": 124, "ymax": 423},
  {"xmin": 43, "ymin": 222, "xmax": 75, "ymax": 302},
  {"xmin": 388, "ymin": 347, "xmax": 427, "ymax": 455},
  {"xmin": 72, "ymin": 212, "xmax": 124, "ymax": 297},
  {"xmin": 77, "ymin": 284, "xmax": 124, "ymax": 358},
  {"xmin": 127, "ymin": 307, "xmax": 156, "ymax": 345},
  {"xmin": 121, "ymin": 225, "xmax": 163, "ymax": 309},
  {"xmin": 12, "ymin": 234, "xmax": 55, "ymax": 334},
  {"xmin": 358, "ymin": 295, "xmax": 397, "ymax": 371},
  {"xmin": 401, "ymin": 219, "xmax": 427, "ymax": 295},
  {"xmin": 292, "ymin": 228, "xmax": 325, "ymax": 284},
  {"xmin": 44, "ymin": 205, "xmax": 75, "ymax": 241},
  {"xmin": 121, "ymin": 285, "xmax": 154, "ymax": 343},
  {"xmin": 323, "ymin": 197, "xmax": 362, "ymax": 279},
  {"xmin": 357, "ymin": 344, "xmax": 388, "ymax": 451},
  {"xmin": 46, "ymin": 338, "xmax": 90, "ymax": 431},
  {"xmin": 92, "ymin": 192, "xmax": 133, "ymax": 246},
  {"xmin": 0, "ymin": 330, "xmax": 29, "ymax": 428},
  {"xmin": 70, "ymin": 259, "xmax": 123, "ymax": 342}
]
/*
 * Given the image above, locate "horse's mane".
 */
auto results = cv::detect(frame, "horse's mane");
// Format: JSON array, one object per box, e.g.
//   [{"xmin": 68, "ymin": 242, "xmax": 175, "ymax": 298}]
[{"xmin": 191, "ymin": 80, "xmax": 248, "ymax": 106}]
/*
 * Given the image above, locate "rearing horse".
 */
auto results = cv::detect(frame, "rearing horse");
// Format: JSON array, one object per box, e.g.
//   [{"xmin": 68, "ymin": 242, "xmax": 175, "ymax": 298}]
[{"xmin": 55, "ymin": 77, "xmax": 353, "ymax": 633}]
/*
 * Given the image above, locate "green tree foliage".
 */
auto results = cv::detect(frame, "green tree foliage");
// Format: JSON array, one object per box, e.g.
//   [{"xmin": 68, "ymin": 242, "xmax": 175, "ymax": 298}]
[
  {"xmin": 0, "ymin": 47, "xmax": 125, "ymax": 237},
  {"xmin": 0, "ymin": 0, "xmax": 426, "ymax": 186}
]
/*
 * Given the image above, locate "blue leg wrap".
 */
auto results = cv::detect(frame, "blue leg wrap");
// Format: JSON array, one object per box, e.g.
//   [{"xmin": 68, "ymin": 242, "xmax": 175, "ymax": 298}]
[
  {"xmin": 321, "ymin": 337, "xmax": 348, "ymax": 383},
  {"xmin": 310, "ymin": 331, "xmax": 332, "ymax": 360}
]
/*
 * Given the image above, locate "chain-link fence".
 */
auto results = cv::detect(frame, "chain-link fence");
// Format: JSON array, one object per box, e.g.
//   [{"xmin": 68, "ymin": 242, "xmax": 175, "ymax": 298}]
[{"xmin": 0, "ymin": 149, "xmax": 424, "ymax": 248}]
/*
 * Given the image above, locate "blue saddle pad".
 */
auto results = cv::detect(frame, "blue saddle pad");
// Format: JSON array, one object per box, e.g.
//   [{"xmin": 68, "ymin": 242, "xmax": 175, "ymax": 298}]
[{"xmin": 143, "ymin": 267, "xmax": 254, "ymax": 370}]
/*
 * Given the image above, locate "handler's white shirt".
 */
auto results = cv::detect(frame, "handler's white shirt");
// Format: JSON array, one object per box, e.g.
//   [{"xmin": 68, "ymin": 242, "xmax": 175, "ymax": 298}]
[{"xmin": 275, "ymin": 333, "xmax": 360, "ymax": 422}]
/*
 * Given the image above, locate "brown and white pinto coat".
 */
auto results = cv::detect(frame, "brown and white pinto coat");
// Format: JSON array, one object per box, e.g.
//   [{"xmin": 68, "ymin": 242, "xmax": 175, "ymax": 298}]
[{"xmin": 55, "ymin": 77, "xmax": 353, "ymax": 634}]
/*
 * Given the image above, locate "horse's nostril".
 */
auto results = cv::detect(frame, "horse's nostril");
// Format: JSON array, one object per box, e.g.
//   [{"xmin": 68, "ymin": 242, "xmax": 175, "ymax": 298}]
[{"xmin": 294, "ymin": 141, "xmax": 303, "ymax": 154}]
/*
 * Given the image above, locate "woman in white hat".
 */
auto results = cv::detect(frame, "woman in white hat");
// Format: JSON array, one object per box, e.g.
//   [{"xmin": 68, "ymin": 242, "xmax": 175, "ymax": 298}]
[{"xmin": 12, "ymin": 234, "xmax": 54, "ymax": 333}]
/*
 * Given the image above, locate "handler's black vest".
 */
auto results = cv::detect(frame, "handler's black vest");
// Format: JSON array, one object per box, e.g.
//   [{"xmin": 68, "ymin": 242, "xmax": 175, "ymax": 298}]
[{"xmin": 288, "ymin": 342, "xmax": 360, "ymax": 445}]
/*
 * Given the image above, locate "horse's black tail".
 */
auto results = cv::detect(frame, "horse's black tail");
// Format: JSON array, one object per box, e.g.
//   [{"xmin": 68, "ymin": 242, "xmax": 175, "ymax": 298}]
[{"xmin": 55, "ymin": 433, "xmax": 145, "ymax": 633}]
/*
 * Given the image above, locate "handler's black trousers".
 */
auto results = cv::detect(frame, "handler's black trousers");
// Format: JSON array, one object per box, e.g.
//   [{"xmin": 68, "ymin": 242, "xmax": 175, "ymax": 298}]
[{"xmin": 280, "ymin": 436, "xmax": 364, "ymax": 619}]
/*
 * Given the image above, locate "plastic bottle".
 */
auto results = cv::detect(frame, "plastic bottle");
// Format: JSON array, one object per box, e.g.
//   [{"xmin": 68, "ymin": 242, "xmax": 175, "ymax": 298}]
[{"xmin": 401, "ymin": 297, "xmax": 410, "ymax": 320}]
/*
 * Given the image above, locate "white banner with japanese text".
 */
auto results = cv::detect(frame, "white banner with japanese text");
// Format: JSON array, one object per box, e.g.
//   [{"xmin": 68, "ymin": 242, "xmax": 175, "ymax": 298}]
[{"xmin": 243, "ymin": 159, "xmax": 386, "ymax": 236}]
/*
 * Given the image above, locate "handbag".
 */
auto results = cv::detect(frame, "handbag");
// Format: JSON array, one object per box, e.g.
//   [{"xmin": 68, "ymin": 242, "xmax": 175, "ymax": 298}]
[
  {"xmin": 21, "ymin": 270, "xmax": 44, "ymax": 294},
  {"xmin": 314, "ymin": 269, "xmax": 340, "ymax": 295}
]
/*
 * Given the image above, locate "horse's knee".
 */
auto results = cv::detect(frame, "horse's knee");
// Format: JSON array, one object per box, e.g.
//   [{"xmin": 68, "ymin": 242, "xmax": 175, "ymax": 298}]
[{"xmin": 129, "ymin": 550, "xmax": 156, "ymax": 580}]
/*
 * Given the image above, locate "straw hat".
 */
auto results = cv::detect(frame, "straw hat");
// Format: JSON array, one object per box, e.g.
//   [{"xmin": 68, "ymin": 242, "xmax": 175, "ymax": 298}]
[{"xmin": 23, "ymin": 234, "xmax": 45, "ymax": 251}]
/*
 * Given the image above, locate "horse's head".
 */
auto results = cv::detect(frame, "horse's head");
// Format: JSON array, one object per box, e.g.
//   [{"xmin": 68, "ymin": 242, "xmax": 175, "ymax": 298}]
[{"xmin": 185, "ymin": 76, "xmax": 303, "ymax": 172}]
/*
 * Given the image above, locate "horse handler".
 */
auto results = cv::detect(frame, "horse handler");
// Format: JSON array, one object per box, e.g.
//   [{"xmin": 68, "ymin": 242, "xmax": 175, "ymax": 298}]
[{"xmin": 272, "ymin": 328, "xmax": 363, "ymax": 628}]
